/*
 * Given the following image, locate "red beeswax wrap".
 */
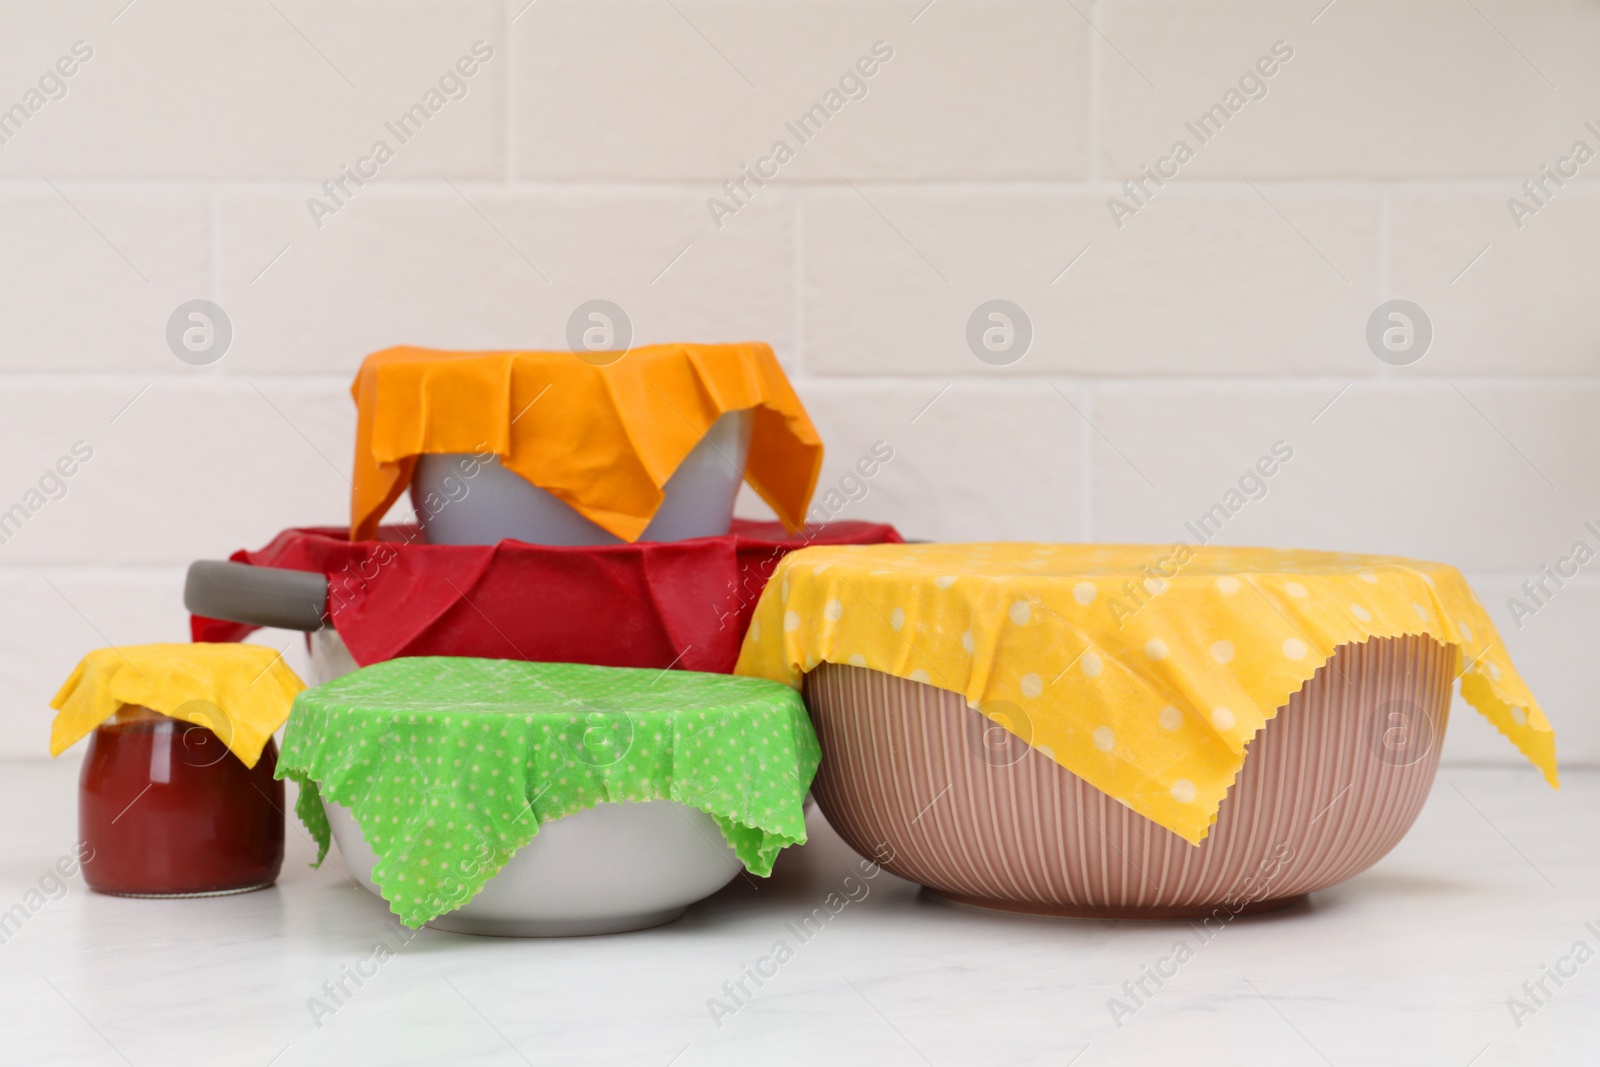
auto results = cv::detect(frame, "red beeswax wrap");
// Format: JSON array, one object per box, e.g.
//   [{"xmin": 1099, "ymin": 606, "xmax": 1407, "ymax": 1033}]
[{"xmin": 191, "ymin": 520, "xmax": 902, "ymax": 673}]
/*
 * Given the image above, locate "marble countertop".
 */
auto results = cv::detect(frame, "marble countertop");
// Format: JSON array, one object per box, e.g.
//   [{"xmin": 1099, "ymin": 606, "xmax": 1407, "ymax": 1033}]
[{"xmin": 0, "ymin": 760, "xmax": 1594, "ymax": 1066}]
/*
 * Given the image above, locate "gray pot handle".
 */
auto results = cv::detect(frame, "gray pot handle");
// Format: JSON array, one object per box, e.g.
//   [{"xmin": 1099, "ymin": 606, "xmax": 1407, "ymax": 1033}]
[{"xmin": 185, "ymin": 561, "xmax": 328, "ymax": 632}]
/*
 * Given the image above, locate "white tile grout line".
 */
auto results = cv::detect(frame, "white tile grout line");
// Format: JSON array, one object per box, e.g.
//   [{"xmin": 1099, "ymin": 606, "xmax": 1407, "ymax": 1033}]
[
  {"xmin": 0, "ymin": 567, "xmax": 192, "ymax": 582},
  {"xmin": 1084, "ymin": 0, "xmax": 1100, "ymax": 184},
  {"xmin": 11, "ymin": 373, "xmax": 1600, "ymax": 391},
  {"xmin": 1377, "ymin": 185, "xmax": 1392, "ymax": 304},
  {"xmin": 1375, "ymin": 185, "xmax": 1393, "ymax": 380},
  {"xmin": 0, "ymin": 555, "xmax": 1584, "ymax": 576},
  {"xmin": 2, "ymin": 177, "xmax": 1582, "ymax": 194},
  {"xmin": 793, "ymin": 194, "xmax": 807, "ymax": 377},
  {"xmin": 208, "ymin": 186, "xmax": 223, "ymax": 310},
  {"xmin": 1079, "ymin": 383, "xmax": 1094, "ymax": 542},
  {"xmin": 2, "ymin": 563, "xmax": 1592, "ymax": 587},
  {"xmin": 502, "ymin": 0, "xmax": 515, "ymax": 184}
]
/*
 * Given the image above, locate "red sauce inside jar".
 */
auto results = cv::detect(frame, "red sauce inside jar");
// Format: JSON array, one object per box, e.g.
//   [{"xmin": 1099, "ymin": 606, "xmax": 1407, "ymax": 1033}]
[{"xmin": 79, "ymin": 705, "xmax": 284, "ymax": 897}]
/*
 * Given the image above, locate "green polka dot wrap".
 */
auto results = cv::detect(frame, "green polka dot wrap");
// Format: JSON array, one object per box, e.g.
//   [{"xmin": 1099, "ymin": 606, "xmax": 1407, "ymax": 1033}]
[{"xmin": 276, "ymin": 657, "xmax": 820, "ymax": 928}]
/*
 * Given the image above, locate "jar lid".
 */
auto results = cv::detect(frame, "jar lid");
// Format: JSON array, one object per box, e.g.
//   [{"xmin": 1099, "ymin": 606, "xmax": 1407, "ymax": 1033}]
[
  {"xmin": 50, "ymin": 643, "xmax": 306, "ymax": 768},
  {"xmin": 277, "ymin": 657, "xmax": 818, "ymax": 928},
  {"xmin": 735, "ymin": 542, "xmax": 1557, "ymax": 844},
  {"xmin": 348, "ymin": 343, "xmax": 824, "ymax": 543}
]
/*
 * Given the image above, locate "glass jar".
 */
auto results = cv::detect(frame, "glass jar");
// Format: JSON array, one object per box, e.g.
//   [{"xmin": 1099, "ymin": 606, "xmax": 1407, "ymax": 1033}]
[{"xmin": 79, "ymin": 705, "xmax": 284, "ymax": 897}]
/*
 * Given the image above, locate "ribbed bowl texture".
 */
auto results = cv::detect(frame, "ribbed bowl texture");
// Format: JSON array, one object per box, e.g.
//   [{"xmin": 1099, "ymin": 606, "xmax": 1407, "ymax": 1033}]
[{"xmin": 803, "ymin": 635, "xmax": 1452, "ymax": 920}]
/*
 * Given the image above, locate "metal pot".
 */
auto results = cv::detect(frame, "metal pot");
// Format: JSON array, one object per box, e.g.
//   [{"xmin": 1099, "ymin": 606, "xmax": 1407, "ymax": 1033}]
[{"xmin": 182, "ymin": 563, "xmax": 746, "ymax": 936}]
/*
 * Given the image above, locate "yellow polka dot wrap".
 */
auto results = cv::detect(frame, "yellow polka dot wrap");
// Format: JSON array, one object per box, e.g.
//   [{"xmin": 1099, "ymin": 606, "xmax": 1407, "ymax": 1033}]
[{"xmin": 734, "ymin": 543, "xmax": 1558, "ymax": 845}]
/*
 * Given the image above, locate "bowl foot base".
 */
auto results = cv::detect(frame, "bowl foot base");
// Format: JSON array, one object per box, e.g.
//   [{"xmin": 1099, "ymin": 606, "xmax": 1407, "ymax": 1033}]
[
  {"xmin": 424, "ymin": 905, "xmax": 689, "ymax": 938},
  {"xmin": 89, "ymin": 880, "xmax": 277, "ymax": 900},
  {"xmin": 927, "ymin": 889, "xmax": 1310, "ymax": 923}
]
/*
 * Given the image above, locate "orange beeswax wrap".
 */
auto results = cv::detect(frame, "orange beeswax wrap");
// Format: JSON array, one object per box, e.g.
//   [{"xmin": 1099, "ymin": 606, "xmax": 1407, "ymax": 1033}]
[
  {"xmin": 735, "ymin": 543, "xmax": 1558, "ymax": 845},
  {"xmin": 349, "ymin": 343, "xmax": 823, "ymax": 542},
  {"xmin": 50, "ymin": 644, "xmax": 306, "ymax": 769}
]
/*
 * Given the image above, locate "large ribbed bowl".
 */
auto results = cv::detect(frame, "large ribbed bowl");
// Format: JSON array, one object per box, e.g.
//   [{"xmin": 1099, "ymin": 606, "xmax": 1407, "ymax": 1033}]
[{"xmin": 803, "ymin": 635, "xmax": 1452, "ymax": 920}]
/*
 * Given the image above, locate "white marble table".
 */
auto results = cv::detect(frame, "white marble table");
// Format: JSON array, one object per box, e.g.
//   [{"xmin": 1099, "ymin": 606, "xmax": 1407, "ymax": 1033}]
[{"xmin": 0, "ymin": 760, "xmax": 1594, "ymax": 1066}]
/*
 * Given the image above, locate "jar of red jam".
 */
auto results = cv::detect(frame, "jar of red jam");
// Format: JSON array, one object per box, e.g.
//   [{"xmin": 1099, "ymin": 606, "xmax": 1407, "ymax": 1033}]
[{"xmin": 79, "ymin": 704, "xmax": 284, "ymax": 897}]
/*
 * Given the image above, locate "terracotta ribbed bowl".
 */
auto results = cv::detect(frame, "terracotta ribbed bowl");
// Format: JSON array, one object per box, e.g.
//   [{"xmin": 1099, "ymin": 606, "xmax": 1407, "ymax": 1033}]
[{"xmin": 804, "ymin": 635, "xmax": 1452, "ymax": 920}]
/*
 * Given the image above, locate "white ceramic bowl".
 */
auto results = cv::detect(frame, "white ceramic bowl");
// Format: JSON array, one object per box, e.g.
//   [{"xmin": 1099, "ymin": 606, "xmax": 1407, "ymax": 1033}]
[
  {"xmin": 306, "ymin": 627, "xmax": 362, "ymax": 686},
  {"xmin": 324, "ymin": 798, "xmax": 741, "ymax": 936},
  {"xmin": 411, "ymin": 408, "xmax": 754, "ymax": 546},
  {"xmin": 302, "ymin": 631, "xmax": 744, "ymax": 936}
]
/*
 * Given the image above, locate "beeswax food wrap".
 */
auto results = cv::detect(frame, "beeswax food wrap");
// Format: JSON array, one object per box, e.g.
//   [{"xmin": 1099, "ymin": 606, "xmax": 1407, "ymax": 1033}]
[
  {"xmin": 735, "ymin": 543, "xmax": 1557, "ymax": 845},
  {"xmin": 50, "ymin": 643, "xmax": 306, "ymax": 768},
  {"xmin": 193, "ymin": 519, "xmax": 904, "ymax": 674},
  {"xmin": 278, "ymin": 657, "xmax": 820, "ymax": 928},
  {"xmin": 349, "ymin": 343, "xmax": 823, "ymax": 543}
]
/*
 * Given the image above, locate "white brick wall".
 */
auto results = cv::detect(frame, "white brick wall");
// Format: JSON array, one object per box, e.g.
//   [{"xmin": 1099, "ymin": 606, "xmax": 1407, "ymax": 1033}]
[{"xmin": 2, "ymin": 0, "xmax": 1596, "ymax": 767}]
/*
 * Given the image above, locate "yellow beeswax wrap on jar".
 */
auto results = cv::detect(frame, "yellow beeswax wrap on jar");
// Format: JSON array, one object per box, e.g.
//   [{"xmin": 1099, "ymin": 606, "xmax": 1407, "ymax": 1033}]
[
  {"xmin": 50, "ymin": 643, "xmax": 306, "ymax": 769},
  {"xmin": 735, "ymin": 543, "xmax": 1558, "ymax": 845}
]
